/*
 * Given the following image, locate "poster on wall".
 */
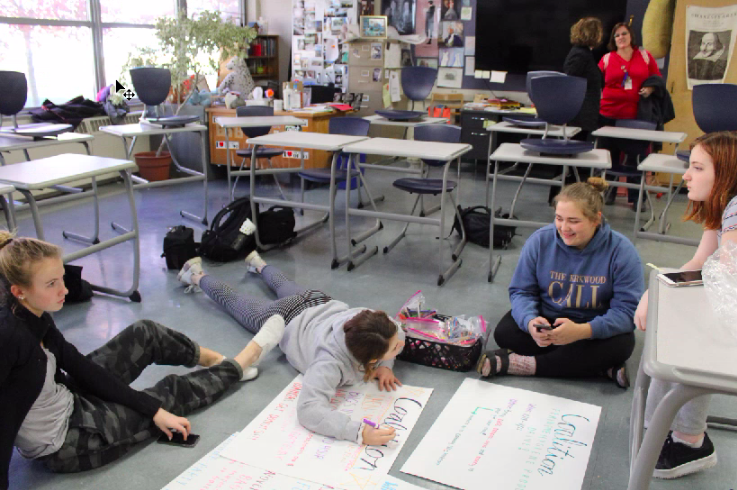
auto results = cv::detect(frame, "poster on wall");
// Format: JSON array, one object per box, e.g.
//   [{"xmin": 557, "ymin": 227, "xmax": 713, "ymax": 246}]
[
  {"xmin": 685, "ymin": 5, "xmax": 737, "ymax": 89},
  {"xmin": 383, "ymin": 0, "xmax": 416, "ymax": 35},
  {"xmin": 437, "ymin": 67, "xmax": 463, "ymax": 88},
  {"xmin": 415, "ymin": 0, "xmax": 441, "ymax": 57},
  {"xmin": 440, "ymin": 0, "xmax": 461, "ymax": 21},
  {"xmin": 440, "ymin": 21, "xmax": 464, "ymax": 47},
  {"xmin": 439, "ymin": 47, "xmax": 463, "ymax": 67}
]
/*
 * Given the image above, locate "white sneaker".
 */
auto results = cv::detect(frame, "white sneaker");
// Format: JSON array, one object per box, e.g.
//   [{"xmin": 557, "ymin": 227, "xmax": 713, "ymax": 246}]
[
  {"xmin": 244, "ymin": 250, "xmax": 267, "ymax": 274},
  {"xmin": 178, "ymin": 257, "xmax": 204, "ymax": 292},
  {"xmin": 241, "ymin": 366, "xmax": 259, "ymax": 382}
]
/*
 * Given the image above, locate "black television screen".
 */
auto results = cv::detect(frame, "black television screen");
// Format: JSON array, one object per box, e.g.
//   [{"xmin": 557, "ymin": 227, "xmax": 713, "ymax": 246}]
[{"xmin": 475, "ymin": 0, "xmax": 628, "ymax": 75}]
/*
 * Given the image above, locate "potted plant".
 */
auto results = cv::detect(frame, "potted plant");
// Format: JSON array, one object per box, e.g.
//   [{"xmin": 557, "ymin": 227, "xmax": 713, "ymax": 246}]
[{"xmin": 122, "ymin": 11, "xmax": 258, "ymax": 180}]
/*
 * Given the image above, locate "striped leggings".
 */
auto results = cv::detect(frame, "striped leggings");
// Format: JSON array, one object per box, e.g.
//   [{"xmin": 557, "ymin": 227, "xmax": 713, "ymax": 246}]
[{"xmin": 199, "ymin": 265, "xmax": 331, "ymax": 334}]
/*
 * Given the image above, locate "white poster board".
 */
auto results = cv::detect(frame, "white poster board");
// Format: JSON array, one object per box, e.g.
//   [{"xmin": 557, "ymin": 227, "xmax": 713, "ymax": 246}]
[
  {"xmin": 221, "ymin": 376, "xmax": 433, "ymax": 490},
  {"xmin": 162, "ymin": 434, "xmax": 426, "ymax": 490},
  {"xmin": 401, "ymin": 380, "xmax": 601, "ymax": 490}
]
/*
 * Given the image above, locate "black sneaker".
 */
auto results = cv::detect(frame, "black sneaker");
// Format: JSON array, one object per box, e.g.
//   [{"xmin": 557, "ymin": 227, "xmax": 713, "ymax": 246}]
[{"xmin": 653, "ymin": 431, "xmax": 717, "ymax": 479}]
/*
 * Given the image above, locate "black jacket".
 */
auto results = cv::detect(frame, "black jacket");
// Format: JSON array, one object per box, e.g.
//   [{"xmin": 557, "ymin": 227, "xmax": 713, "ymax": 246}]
[
  {"xmin": 637, "ymin": 75, "xmax": 675, "ymax": 129},
  {"xmin": 0, "ymin": 305, "xmax": 161, "ymax": 490},
  {"xmin": 563, "ymin": 45, "xmax": 603, "ymax": 132}
]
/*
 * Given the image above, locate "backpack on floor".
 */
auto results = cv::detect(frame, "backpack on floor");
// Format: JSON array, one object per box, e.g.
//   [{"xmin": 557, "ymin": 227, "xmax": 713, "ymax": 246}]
[
  {"xmin": 199, "ymin": 197, "xmax": 255, "ymax": 262},
  {"xmin": 161, "ymin": 225, "xmax": 198, "ymax": 270},
  {"xmin": 451, "ymin": 205, "xmax": 516, "ymax": 249},
  {"xmin": 257, "ymin": 205, "xmax": 297, "ymax": 245}
]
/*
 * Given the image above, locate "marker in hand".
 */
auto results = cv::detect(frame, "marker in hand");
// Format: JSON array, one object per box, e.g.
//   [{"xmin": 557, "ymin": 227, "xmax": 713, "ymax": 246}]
[{"xmin": 363, "ymin": 419, "xmax": 398, "ymax": 447}]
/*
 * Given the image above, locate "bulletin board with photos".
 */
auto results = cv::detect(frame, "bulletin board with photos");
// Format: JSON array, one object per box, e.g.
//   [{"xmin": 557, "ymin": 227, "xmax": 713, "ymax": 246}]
[{"xmin": 292, "ymin": 0, "xmax": 363, "ymax": 92}]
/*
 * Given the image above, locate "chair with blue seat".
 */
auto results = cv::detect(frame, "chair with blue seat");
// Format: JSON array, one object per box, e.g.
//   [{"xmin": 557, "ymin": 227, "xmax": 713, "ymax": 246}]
[
  {"xmin": 503, "ymin": 71, "xmax": 565, "ymax": 127},
  {"xmin": 676, "ymin": 83, "xmax": 737, "ymax": 161},
  {"xmin": 520, "ymin": 75, "xmax": 594, "ymax": 155},
  {"xmin": 229, "ymin": 105, "xmax": 287, "ymax": 201},
  {"xmin": 401, "ymin": 66, "xmax": 437, "ymax": 111},
  {"xmin": 383, "ymin": 124, "xmax": 466, "ymax": 286},
  {"xmin": 0, "ymin": 70, "xmax": 74, "ymax": 139},
  {"xmin": 129, "ymin": 67, "xmax": 199, "ymax": 126},
  {"xmin": 602, "ymin": 119, "xmax": 657, "ymax": 219},
  {"xmin": 298, "ymin": 117, "xmax": 382, "ymax": 268}
]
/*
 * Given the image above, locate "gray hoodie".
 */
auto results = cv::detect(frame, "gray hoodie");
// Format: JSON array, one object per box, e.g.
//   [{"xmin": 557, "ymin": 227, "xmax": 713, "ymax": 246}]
[{"xmin": 280, "ymin": 300, "xmax": 405, "ymax": 443}]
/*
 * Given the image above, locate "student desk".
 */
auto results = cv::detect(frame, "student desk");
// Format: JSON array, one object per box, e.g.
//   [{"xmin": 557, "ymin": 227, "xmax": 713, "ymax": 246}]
[
  {"xmin": 635, "ymin": 154, "xmax": 698, "ymax": 247},
  {"xmin": 100, "ymin": 122, "xmax": 209, "ymax": 225},
  {"xmin": 214, "ymin": 116, "xmax": 308, "ymax": 201},
  {"xmin": 0, "ymin": 132, "xmax": 96, "ymax": 240},
  {"xmin": 592, "ymin": 126, "xmax": 688, "ymax": 238},
  {"xmin": 245, "ymin": 131, "xmax": 370, "ymax": 267},
  {"xmin": 0, "ymin": 154, "xmax": 141, "ymax": 301},
  {"xmin": 628, "ymin": 271, "xmax": 737, "ymax": 490},
  {"xmin": 0, "ymin": 184, "xmax": 16, "ymax": 231},
  {"xmin": 341, "ymin": 137, "xmax": 472, "ymax": 285},
  {"xmin": 487, "ymin": 143, "xmax": 611, "ymax": 282},
  {"xmin": 486, "ymin": 121, "xmax": 582, "ymax": 217}
]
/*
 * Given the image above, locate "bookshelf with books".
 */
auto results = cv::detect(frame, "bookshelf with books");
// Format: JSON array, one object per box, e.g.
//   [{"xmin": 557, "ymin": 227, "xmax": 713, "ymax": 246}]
[{"xmin": 246, "ymin": 35, "xmax": 279, "ymax": 84}]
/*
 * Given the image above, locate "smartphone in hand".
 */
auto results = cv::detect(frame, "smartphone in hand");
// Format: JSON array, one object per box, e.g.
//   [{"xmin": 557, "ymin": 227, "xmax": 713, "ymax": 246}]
[
  {"xmin": 657, "ymin": 270, "xmax": 703, "ymax": 287},
  {"xmin": 157, "ymin": 431, "xmax": 200, "ymax": 448},
  {"xmin": 534, "ymin": 323, "xmax": 554, "ymax": 331}
]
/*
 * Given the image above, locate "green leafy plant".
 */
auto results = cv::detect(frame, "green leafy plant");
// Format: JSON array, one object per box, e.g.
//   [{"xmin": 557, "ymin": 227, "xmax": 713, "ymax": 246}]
[{"xmin": 122, "ymin": 11, "xmax": 258, "ymax": 110}]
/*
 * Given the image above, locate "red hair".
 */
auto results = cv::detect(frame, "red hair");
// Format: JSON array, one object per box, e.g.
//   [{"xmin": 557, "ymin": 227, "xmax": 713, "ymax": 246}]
[{"xmin": 683, "ymin": 131, "xmax": 737, "ymax": 230}]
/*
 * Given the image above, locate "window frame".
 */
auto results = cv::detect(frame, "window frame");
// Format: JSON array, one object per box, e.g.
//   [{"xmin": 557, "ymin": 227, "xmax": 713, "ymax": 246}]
[{"xmin": 0, "ymin": 0, "xmax": 246, "ymax": 108}]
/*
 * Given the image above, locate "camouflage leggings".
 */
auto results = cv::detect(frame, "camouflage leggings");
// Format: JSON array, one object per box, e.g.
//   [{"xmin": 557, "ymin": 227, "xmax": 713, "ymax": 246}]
[{"xmin": 41, "ymin": 320, "xmax": 242, "ymax": 473}]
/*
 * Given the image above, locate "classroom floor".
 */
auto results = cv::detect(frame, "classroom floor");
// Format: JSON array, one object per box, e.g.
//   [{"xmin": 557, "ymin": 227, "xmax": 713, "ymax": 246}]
[{"xmin": 8, "ymin": 162, "xmax": 736, "ymax": 490}]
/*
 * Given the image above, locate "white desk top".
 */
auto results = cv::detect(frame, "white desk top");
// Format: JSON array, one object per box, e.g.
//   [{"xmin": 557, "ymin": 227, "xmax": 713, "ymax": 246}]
[
  {"xmin": 638, "ymin": 153, "xmax": 689, "ymax": 174},
  {"xmin": 215, "ymin": 116, "xmax": 308, "ymax": 128},
  {"xmin": 341, "ymin": 137, "xmax": 472, "ymax": 161},
  {"xmin": 656, "ymin": 281, "xmax": 737, "ymax": 377},
  {"xmin": 490, "ymin": 143, "xmax": 612, "ymax": 169},
  {"xmin": 486, "ymin": 121, "xmax": 581, "ymax": 137},
  {"xmin": 363, "ymin": 115, "xmax": 449, "ymax": 127},
  {"xmin": 99, "ymin": 122, "xmax": 207, "ymax": 137},
  {"xmin": 0, "ymin": 185, "xmax": 15, "ymax": 194},
  {"xmin": 247, "ymin": 132, "xmax": 369, "ymax": 151},
  {"xmin": 0, "ymin": 132, "xmax": 94, "ymax": 151},
  {"xmin": 592, "ymin": 126, "xmax": 687, "ymax": 144},
  {"xmin": 0, "ymin": 154, "xmax": 136, "ymax": 190}
]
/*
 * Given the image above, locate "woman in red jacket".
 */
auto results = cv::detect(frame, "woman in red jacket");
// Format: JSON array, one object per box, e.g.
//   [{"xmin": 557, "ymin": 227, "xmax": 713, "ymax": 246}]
[{"xmin": 598, "ymin": 22, "xmax": 661, "ymax": 209}]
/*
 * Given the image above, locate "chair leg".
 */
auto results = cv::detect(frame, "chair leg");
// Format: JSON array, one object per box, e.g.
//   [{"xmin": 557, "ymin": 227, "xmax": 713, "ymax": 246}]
[
  {"xmin": 383, "ymin": 194, "xmax": 421, "ymax": 254},
  {"xmin": 264, "ymin": 158, "xmax": 288, "ymax": 201},
  {"xmin": 449, "ymin": 193, "xmax": 467, "ymax": 261},
  {"xmin": 232, "ymin": 156, "xmax": 248, "ymax": 200}
]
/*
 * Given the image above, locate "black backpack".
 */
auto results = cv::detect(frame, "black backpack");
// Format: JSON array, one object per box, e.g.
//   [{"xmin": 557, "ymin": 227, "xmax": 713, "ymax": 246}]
[
  {"xmin": 161, "ymin": 226, "xmax": 198, "ymax": 270},
  {"xmin": 199, "ymin": 197, "xmax": 255, "ymax": 262},
  {"xmin": 257, "ymin": 205, "xmax": 297, "ymax": 245},
  {"xmin": 451, "ymin": 205, "xmax": 516, "ymax": 249}
]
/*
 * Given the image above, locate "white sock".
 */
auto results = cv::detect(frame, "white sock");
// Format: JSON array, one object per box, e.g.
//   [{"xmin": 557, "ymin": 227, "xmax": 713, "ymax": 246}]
[
  {"xmin": 222, "ymin": 357, "xmax": 259, "ymax": 381},
  {"xmin": 252, "ymin": 315, "xmax": 285, "ymax": 365},
  {"xmin": 672, "ymin": 433, "xmax": 704, "ymax": 448}
]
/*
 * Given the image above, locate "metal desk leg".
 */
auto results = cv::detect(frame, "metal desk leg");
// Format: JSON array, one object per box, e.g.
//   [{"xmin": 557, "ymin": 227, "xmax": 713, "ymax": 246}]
[
  {"xmin": 250, "ymin": 144, "xmax": 266, "ymax": 250},
  {"xmin": 345, "ymin": 153, "xmax": 381, "ymax": 271},
  {"xmin": 627, "ymin": 384, "xmax": 712, "ymax": 490},
  {"xmin": 628, "ymin": 354, "xmax": 652, "ymax": 475},
  {"xmin": 177, "ymin": 131, "xmax": 209, "ymax": 225},
  {"xmin": 437, "ymin": 163, "xmax": 463, "ymax": 286},
  {"xmin": 488, "ymin": 160, "xmax": 502, "ymax": 282},
  {"xmin": 63, "ymin": 176, "xmax": 101, "ymax": 244},
  {"xmin": 507, "ymin": 163, "xmax": 533, "ymax": 219},
  {"xmin": 18, "ymin": 190, "xmax": 45, "ymax": 240},
  {"xmin": 226, "ymin": 130, "xmax": 234, "ymax": 201},
  {"xmin": 0, "ymin": 195, "xmax": 15, "ymax": 232},
  {"xmin": 633, "ymin": 173, "xmax": 646, "ymax": 242},
  {"xmin": 657, "ymin": 178, "xmax": 684, "ymax": 235}
]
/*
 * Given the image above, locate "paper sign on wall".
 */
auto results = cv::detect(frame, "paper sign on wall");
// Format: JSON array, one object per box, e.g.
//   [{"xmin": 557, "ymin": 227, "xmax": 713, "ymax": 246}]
[
  {"xmin": 490, "ymin": 70, "xmax": 507, "ymax": 83},
  {"xmin": 401, "ymin": 380, "xmax": 601, "ymax": 490},
  {"xmin": 220, "ymin": 375, "xmax": 433, "ymax": 490},
  {"xmin": 389, "ymin": 70, "xmax": 402, "ymax": 102},
  {"xmin": 465, "ymin": 57, "xmax": 475, "ymax": 76}
]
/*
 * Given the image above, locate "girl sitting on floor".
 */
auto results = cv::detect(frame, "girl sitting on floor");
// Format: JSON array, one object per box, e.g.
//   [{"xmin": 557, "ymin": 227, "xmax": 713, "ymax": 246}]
[
  {"xmin": 634, "ymin": 131, "xmax": 737, "ymax": 479},
  {"xmin": 477, "ymin": 177, "xmax": 644, "ymax": 388},
  {"xmin": 0, "ymin": 232, "xmax": 282, "ymax": 488},
  {"xmin": 177, "ymin": 252, "xmax": 405, "ymax": 447}
]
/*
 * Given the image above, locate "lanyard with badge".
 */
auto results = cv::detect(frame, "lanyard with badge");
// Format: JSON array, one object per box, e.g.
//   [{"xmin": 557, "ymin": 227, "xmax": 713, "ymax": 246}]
[{"xmin": 621, "ymin": 65, "xmax": 633, "ymax": 90}]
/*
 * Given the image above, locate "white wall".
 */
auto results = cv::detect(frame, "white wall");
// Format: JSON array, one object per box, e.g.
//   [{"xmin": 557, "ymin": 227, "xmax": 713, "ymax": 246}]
[{"xmin": 254, "ymin": 0, "xmax": 293, "ymax": 89}]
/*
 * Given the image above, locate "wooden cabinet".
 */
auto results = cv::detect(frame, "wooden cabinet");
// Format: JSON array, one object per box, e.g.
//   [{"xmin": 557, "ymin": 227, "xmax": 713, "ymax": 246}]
[{"xmin": 206, "ymin": 107, "xmax": 349, "ymax": 169}]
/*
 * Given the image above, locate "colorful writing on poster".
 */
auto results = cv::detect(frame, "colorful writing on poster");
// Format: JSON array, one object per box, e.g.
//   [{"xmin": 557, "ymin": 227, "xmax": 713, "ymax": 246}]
[
  {"xmin": 401, "ymin": 379, "xmax": 601, "ymax": 490},
  {"xmin": 220, "ymin": 375, "xmax": 433, "ymax": 490},
  {"xmin": 162, "ymin": 434, "xmax": 426, "ymax": 490}
]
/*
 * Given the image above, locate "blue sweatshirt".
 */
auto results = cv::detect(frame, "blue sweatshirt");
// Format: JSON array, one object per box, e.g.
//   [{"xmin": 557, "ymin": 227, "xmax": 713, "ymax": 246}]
[{"xmin": 509, "ymin": 222, "xmax": 644, "ymax": 339}]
